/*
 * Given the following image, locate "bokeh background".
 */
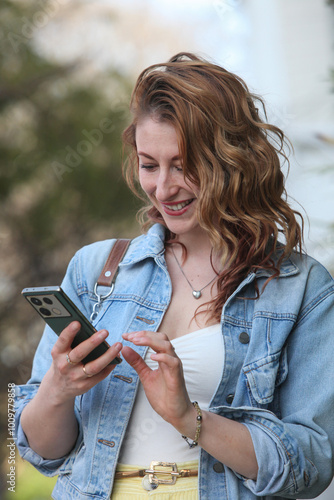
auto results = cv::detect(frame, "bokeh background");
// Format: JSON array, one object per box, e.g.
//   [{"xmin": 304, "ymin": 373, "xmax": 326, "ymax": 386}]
[{"xmin": 1, "ymin": 0, "xmax": 333, "ymax": 498}]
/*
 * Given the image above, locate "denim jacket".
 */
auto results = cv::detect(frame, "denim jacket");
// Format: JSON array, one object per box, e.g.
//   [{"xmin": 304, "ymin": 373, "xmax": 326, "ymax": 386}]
[{"xmin": 15, "ymin": 224, "xmax": 334, "ymax": 499}]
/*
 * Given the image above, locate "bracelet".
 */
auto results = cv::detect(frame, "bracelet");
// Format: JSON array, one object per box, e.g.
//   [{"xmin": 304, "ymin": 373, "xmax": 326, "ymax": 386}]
[{"xmin": 182, "ymin": 401, "xmax": 202, "ymax": 448}]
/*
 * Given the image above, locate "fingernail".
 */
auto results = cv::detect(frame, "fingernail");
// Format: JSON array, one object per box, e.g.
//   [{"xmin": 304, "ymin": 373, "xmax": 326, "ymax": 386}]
[
  {"xmin": 71, "ymin": 321, "xmax": 80, "ymax": 331},
  {"xmin": 97, "ymin": 329, "xmax": 108, "ymax": 338}
]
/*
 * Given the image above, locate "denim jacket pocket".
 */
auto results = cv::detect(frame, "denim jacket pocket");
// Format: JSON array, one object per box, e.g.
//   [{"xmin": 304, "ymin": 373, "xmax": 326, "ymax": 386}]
[{"xmin": 243, "ymin": 348, "xmax": 288, "ymax": 406}]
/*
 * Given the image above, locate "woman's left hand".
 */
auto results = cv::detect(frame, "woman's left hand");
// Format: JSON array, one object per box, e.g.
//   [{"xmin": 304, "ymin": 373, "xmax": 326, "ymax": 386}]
[
  {"xmin": 122, "ymin": 330, "xmax": 259, "ymax": 480},
  {"xmin": 121, "ymin": 331, "xmax": 196, "ymax": 435}
]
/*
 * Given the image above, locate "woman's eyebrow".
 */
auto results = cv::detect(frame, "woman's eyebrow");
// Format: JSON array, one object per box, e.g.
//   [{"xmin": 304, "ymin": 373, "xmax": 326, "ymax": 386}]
[
  {"xmin": 137, "ymin": 152, "xmax": 154, "ymax": 159},
  {"xmin": 137, "ymin": 151, "xmax": 181, "ymax": 161}
]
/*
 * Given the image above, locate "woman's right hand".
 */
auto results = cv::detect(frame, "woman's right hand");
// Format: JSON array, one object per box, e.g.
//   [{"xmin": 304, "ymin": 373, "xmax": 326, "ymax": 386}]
[
  {"xmin": 20, "ymin": 321, "xmax": 123, "ymax": 459},
  {"xmin": 46, "ymin": 321, "xmax": 123, "ymax": 404}
]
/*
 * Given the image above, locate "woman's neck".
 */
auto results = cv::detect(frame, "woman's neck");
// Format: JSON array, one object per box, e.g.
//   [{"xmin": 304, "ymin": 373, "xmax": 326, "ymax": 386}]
[{"xmin": 174, "ymin": 230, "xmax": 212, "ymax": 258}]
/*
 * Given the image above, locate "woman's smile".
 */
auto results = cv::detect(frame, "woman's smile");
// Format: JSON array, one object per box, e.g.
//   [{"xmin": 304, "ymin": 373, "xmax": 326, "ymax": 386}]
[{"xmin": 161, "ymin": 198, "xmax": 195, "ymax": 215}]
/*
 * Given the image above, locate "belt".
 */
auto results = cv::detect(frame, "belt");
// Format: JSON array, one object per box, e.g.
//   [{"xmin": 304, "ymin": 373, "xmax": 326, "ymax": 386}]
[{"xmin": 115, "ymin": 461, "xmax": 198, "ymax": 490}]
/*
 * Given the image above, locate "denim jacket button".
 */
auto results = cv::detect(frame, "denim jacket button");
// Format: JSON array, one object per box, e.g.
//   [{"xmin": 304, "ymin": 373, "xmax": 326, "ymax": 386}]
[
  {"xmin": 239, "ymin": 332, "xmax": 250, "ymax": 344},
  {"xmin": 213, "ymin": 462, "xmax": 225, "ymax": 473},
  {"xmin": 226, "ymin": 394, "xmax": 234, "ymax": 404}
]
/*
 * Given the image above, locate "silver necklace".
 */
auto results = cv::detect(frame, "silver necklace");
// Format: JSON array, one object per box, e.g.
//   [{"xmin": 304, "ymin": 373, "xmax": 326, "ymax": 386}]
[{"xmin": 171, "ymin": 247, "xmax": 217, "ymax": 299}]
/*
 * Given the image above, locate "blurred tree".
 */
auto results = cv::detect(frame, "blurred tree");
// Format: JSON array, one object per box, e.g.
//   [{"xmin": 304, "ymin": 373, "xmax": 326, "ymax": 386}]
[{"xmin": 0, "ymin": 0, "xmax": 139, "ymax": 492}]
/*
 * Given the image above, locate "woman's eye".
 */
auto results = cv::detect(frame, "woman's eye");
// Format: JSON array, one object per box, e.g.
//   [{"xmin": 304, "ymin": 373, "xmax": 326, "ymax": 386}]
[
  {"xmin": 172, "ymin": 165, "xmax": 183, "ymax": 173},
  {"xmin": 140, "ymin": 164, "xmax": 157, "ymax": 170}
]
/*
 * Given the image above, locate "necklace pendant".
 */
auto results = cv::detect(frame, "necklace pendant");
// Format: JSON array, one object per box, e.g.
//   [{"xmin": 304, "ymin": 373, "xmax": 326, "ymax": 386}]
[{"xmin": 192, "ymin": 290, "xmax": 202, "ymax": 299}]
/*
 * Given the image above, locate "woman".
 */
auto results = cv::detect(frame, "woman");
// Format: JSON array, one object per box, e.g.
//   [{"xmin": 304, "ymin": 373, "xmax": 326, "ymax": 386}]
[{"xmin": 15, "ymin": 53, "xmax": 334, "ymax": 499}]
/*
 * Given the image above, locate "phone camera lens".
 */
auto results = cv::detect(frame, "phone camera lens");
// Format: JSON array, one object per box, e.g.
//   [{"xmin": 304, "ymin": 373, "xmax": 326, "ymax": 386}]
[
  {"xmin": 39, "ymin": 307, "xmax": 51, "ymax": 316},
  {"xmin": 31, "ymin": 297, "xmax": 42, "ymax": 306},
  {"xmin": 43, "ymin": 297, "xmax": 53, "ymax": 305}
]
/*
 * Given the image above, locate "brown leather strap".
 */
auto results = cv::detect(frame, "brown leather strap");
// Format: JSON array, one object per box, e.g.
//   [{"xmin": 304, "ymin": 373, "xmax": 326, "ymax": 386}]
[
  {"xmin": 115, "ymin": 469, "xmax": 147, "ymax": 479},
  {"xmin": 97, "ymin": 239, "xmax": 130, "ymax": 287}
]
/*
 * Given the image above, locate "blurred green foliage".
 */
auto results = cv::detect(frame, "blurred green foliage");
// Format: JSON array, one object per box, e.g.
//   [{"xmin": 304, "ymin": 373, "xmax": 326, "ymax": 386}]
[
  {"xmin": 3, "ymin": 459, "xmax": 56, "ymax": 500},
  {"xmin": 0, "ymin": 2, "xmax": 136, "ymax": 257},
  {"xmin": 0, "ymin": 1, "xmax": 140, "ymax": 496}
]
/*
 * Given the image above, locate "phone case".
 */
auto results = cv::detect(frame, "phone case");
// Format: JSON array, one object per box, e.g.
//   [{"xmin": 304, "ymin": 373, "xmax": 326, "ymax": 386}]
[{"xmin": 22, "ymin": 286, "xmax": 121, "ymax": 365}]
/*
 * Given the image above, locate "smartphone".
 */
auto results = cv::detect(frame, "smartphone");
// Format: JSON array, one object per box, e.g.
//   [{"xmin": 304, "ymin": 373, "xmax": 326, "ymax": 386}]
[{"xmin": 21, "ymin": 286, "xmax": 121, "ymax": 365}]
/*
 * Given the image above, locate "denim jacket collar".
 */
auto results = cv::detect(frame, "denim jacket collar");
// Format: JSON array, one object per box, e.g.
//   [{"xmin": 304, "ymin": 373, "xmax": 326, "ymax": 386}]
[
  {"xmin": 122, "ymin": 223, "xmax": 300, "ymax": 279},
  {"xmin": 122, "ymin": 224, "xmax": 166, "ymax": 265}
]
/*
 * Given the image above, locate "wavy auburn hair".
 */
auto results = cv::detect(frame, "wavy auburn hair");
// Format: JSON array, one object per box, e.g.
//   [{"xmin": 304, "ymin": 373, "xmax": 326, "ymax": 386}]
[{"xmin": 122, "ymin": 52, "xmax": 303, "ymax": 321}]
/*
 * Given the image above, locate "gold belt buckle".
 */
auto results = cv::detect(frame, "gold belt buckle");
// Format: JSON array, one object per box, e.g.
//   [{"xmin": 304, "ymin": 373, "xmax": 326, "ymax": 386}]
[{"xmin": 145, "ymin": 461, "xmax": 179, "ymax": 485}]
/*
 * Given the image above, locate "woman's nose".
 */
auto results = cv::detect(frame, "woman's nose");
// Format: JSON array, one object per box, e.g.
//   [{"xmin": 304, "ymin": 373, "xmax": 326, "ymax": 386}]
[{"xmin": 155, "ymin": 171, "xmax": 178, "ymax": 200}]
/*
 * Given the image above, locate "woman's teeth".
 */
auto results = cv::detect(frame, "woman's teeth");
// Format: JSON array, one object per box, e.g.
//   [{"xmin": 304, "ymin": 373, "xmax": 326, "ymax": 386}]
[{"xmin": 165, "ymin": 200, "xmax": 193, "ymax": 211}]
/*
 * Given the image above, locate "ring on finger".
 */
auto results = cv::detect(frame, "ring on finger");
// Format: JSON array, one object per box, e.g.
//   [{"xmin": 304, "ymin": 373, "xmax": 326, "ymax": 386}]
[
  {"xmin": 66, "ymin": 352, "xmax": 77, "ymax": 365},
  {"xmin": 82, "ymin": 365, "xmax": 93, "ymax": 378}
]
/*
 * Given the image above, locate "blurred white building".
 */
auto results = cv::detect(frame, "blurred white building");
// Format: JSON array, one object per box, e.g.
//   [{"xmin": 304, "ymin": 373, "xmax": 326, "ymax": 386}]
[{"xmin": 237, "ymin": 0, "xmax": 334, "ymax": 269}]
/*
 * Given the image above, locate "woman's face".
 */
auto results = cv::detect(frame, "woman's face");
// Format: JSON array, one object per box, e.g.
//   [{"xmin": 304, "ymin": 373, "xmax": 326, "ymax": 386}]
[{"xmin": 136, "ymin": 116, "xmax": 202, "ymax": 239}]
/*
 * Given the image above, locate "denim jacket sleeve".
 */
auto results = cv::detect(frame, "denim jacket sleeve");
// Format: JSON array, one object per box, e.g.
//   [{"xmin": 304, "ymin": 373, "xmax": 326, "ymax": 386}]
[
  {"xmin": 210, "ymin": 256, "xmax": 334, "ymax": 498},
  {"xmin": 247, "ymin": 292, "xmax": 334, "ymax": 497},
  {"xmin": 14, "ymin": 249, "xmax": 91, "ymax": 476}
]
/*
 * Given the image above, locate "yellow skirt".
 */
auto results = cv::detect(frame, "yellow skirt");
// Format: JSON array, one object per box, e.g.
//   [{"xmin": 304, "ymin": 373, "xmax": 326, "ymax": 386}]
[{"xmin": 111, "ymin": 461, "xmax": 198, "ymax": 500}]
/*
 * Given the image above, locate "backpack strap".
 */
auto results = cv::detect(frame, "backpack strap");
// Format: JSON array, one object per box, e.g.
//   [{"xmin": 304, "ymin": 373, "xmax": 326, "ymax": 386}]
[{"xmin": 90, "ymin": 239, "xmax": 131, "ymax": 322}]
